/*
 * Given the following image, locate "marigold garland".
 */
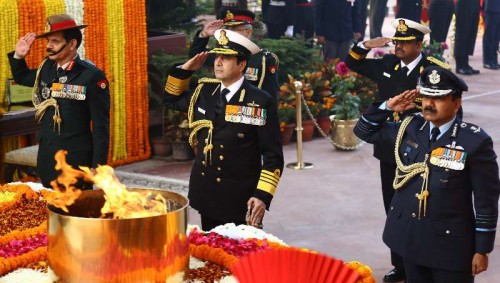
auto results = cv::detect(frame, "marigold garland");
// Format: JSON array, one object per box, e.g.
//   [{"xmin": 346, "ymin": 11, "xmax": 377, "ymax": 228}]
[{"xmin": 345, "ymin": 261, "xmax": 376, "ymax": 283}]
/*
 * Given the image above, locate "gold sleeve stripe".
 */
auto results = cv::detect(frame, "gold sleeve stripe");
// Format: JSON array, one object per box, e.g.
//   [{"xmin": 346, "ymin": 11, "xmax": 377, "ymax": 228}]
[
  {"xmin": 165, "ymin": 75, "xmax": 190, "ymax": 96},
  {"xmin": 349, "ymin": 49, "xmax": 366, "ymax": 60},
  {"xmin": 257, "ymin": 169, "xmax": 281, "ymax": 195}
]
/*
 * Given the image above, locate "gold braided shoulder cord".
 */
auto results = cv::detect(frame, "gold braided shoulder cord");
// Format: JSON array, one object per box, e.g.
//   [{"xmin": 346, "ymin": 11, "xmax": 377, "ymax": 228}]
[
  {"xmin": 257, "ymin": 54, "xmax": 266, "ymax": 89},
  {"xmin": 187, "ymin": 82, "xmax": 215, "ymax": 164},
  {"xmin": 393, "ymin": 116, "xmax": 430, "ymax": 218},
  {"xmin": 32, "ymin": 59, "xmax": 62, "ymax": 133}
]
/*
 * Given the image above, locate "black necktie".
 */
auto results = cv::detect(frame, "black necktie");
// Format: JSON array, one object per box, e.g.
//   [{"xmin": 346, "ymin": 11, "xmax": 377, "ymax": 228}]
[
  {"xmin": 430, "ymin": 127, "xmax": 440, "ymax": 145},
  {"xmin": 215, "ymin": 88, "xmax": 230, "ymax": 116},
  {"xmin": 57, "ymin": 67, "xmax": 64, "ymax": 77},
  {"xmin": 400, "ymin": 66, "xmax": 409, "ymax": 76}
]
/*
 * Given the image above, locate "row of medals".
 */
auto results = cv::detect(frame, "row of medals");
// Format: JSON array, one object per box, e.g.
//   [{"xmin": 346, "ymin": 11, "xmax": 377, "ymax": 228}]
[{"xmin": 429, "ymin": 148, "xmax": 466, "ymax": 170}]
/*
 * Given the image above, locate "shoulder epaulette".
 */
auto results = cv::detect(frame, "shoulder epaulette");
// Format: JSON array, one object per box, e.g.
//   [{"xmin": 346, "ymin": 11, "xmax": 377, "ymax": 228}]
[
  {"xmin": 427, "ymin": 56, "xmax": 451, "ymax": 70},
  {"xmin": 79, "ymin": 59, "xmax": 96, "ymax": 68},
  {"xmin": 198, "ymin": 78, "xmax": 220, "ymax": 84},
  {"xmin": 270, "ymin": 52, "xmax": 279, "ymax": 67},
  {"xmin": 460, "ymin": 122, "xmax": 483, "ymax": 134}
]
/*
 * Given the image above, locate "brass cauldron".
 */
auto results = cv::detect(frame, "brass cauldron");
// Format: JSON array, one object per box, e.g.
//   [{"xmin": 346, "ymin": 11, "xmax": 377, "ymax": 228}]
[{"xmin": 47, "ymin": 189, "xmax": 189, "ymax": 283}]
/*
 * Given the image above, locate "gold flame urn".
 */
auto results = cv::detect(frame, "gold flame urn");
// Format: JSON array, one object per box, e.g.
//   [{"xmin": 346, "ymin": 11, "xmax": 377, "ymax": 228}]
[{"xmin": 47, "ymin": 189, "xmax": 189, "ymax": 283}]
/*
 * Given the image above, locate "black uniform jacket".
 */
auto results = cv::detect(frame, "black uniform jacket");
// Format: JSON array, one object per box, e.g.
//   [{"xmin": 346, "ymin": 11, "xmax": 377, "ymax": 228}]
[
  {"xmin": 188, "ymin": 32, "xmax": 280, "ymax": 102},
  {"xmin": 354, "ymin": 105, "xmax": 500, "ymax": 271},
  {"xmin": 163, "ymin": 67, "xmax": 284, "ymax": 223},
  {"xmin": 346, "ymin": 45, "xmax": 441, "ymax": 163},
  {"xmin": 8, "ymin": 52, "xmax": 110, "ymax": 186}
]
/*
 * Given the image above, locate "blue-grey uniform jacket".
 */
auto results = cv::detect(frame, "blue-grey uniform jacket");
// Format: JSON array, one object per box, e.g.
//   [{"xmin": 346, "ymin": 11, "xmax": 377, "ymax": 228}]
[{"xmin": 354, "ymin": 104, "xmax": 500, "ymax": 271}]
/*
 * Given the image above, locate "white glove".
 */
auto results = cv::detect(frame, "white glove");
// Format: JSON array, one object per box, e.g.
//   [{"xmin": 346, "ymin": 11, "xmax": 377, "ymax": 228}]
[{"xmin": 285, "ymin": 25, "xmax": 294, "ymax": 37}]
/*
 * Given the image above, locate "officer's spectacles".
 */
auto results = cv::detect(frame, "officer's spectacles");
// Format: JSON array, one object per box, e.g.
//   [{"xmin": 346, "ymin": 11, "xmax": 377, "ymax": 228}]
[{"xmin": 392, "ymin": 40, "xmax": 415, "ymax": 46}]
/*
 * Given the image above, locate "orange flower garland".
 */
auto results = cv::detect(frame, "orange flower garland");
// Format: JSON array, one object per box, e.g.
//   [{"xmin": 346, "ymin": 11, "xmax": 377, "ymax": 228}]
[
  {"xmin": 0, "ymin": 184, "xmax": 49, "ymax": 276},
  {"xmin": 345, "ymin": 261, "xmax": 376, "ymax": 283}
]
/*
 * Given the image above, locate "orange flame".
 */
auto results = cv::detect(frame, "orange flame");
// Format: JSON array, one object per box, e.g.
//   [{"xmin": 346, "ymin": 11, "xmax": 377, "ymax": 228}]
[{"xmin": 47, "ymin": 150, "xmax": 167, "ymax": 219}]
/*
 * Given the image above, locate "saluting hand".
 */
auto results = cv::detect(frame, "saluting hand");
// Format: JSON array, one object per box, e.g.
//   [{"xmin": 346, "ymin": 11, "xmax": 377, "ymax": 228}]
[
  {"xmin": 247, "ymin": 197, "xmax": 266, "ymax": 228},
  {"xmin": 201, "ymin": 20, "xmax": 224, "ymax": 38},
  {"xmin": 363, "ymin": 37, "xmax": 391, "ymax": 49},
  {"xmin": 472, "ymin": 253, "xmax": 488, "ymax": 276},
  {"xmin": 15, "ymin": 32, "xmax": 36, "ymax": 58},
  {"xmin": 181, "ymin": 52, "xmax": 208, "ymax": 71},
  {"xmin": 387, "ymin": 89, "xmax": 419, "ymax": 112}
]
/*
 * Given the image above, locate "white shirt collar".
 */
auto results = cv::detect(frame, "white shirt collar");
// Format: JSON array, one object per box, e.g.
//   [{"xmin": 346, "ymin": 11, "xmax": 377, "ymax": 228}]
[
  {"xmin": 400, "ymin": 53, "xmax": 422, "ymax": 75},
  {"xmin": 221, "ymin": 76, "xmax": 245, "ymax": 102}
]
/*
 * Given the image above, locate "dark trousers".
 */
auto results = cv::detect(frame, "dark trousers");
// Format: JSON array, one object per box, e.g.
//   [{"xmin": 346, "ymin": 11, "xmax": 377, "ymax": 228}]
[
  {"xmin": 404, "ymin": 260, "xmax": 474, "ymax": 283},
  {"xmin": 323, "ymin": 40, "xmax": 351, "ymax": 62},
  {"xmin": 428, "ymin": 0, "xmax": 454, "ymax": 43},
  {"xmin": 454, "ymin": 0, "xmax": 480, "ymax": 62},
  {"xmin": 267, "ymin": 22, "xmax": 287, "ymax": 39},
  {"xmin": 369, "ymin": 0, "xmax": 388, "ymax": 39},
  {"xmin": 358, "ymin": 0, "xmax": 369, "ymax": 41},
  {"xmin": 483, "ymin": 12, "xmax": 500, "ymax": 66},
  {"xmin": 200, "ymin": 214, "xmax": 245, "ymax": 231},
  {"xmin": 380, "ymin": 161, "xmax": 404, "ymax": 270}
]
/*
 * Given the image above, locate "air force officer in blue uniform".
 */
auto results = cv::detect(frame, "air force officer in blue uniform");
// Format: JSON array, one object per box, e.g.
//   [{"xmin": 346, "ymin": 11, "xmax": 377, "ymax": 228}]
[{"xmin": 354, "ymin": 66, "xmax": 500, "ymax": 282}]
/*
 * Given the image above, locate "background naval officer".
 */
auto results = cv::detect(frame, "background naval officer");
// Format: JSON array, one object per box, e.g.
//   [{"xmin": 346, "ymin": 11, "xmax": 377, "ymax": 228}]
[
  {"xmin": 164, "ymin": 29, "xmax": 284, "ymax": 231},
  {"xmin": 7, "ymin": 14, "xmax": 110, "ymax": 189},
  {"xmin": 345, "ymin": 18, "xmax": 448, "ymax": 282},
  {"xmin": 189, "ymin": 8, "xmax": 280, "ymax": 102},
  {"xmin": 354, "ymin": 66, "xmax": 500, "ymax": 283}
]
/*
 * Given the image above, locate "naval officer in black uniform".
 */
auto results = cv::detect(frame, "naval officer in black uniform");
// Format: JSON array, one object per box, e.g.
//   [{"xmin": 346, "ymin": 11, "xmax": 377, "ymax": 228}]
[
  {"xmin": 189, "ymin": 9, "xmax": 280, "ymax": 102},
  {"xmin": 346, "ymin": 18, "xmax": 448, "ymax": 282},
  {"xmin": 354, "ymin": 66, "xmax": 499, "ymax": 283},
  {"xmin": 7, "ymin": 14, "xmax": 110, "ymax": 189},
  {"xmin": 164, "ymin": 29, "xmax": 284, "ymax": 231}
]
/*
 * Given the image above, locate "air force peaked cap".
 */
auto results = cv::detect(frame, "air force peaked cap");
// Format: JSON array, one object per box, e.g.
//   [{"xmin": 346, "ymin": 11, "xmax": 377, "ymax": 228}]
[{"xmin": 419, "ymin": 66, "xmax": 468, "ymax": 97}]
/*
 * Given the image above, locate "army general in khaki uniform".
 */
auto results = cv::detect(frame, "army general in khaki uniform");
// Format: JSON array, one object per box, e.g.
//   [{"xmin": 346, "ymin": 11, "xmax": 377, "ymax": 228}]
[
  {"xmin": 164, "ymin": 29, "xmax": 284, "ymax": 231},
  {"xmin": 8, "ymin": 14, "xmax": 110, "ymax": 189}
]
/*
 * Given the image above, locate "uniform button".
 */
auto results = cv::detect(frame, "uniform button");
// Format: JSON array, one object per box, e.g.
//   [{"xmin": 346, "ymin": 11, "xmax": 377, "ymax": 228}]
[
  {"xmin": 201, "ymin": 172, "xmax": 205, "ymax": 176},
  {"xmin": 390, "ymin": 206, "xmax": 394, "ymax": 210},
  {"xmin": 216, "ymin": 177, "xmax": 221, "ymax": 183},
  {"xmin": 412, "ymin": 213, "xmax": 416, "ymax": 218},
  {"xmin": 445, "ymin": 230, "xmax": 450, "ymax": 234},
  {"xmin": 403, "ymin": 153, "xmax": 408, "ymax": 156},
  {"xmin": 219, "ymin": 155, "xmax": 224, "ymax": 160},
  {"xmin": 217, "ymin": 167, "xmax": 222, "ymax": 171},
  {"xmin": 220, "ymin": 144, "xmax": 224, "ymax": 149},
  {"xmin": 445, "ymin": 169, "xmax": 449, "ymax": 172},
  {"xmin": 415, "ymin": 193, "xmax": 419, "ymax": 197},
  {"xmin": 202, "ymin": 161, "xmax": 206, "ymax": 166}
]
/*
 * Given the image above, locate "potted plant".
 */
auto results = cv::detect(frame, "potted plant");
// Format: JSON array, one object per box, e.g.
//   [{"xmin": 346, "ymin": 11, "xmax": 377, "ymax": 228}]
[
  {"xmin": 169, "ymin": 115, "xmax": 194, "ymax": 161},
  {"xmin": 278, "ymin": 103, "xmax": 296, "ymax": 145},
  {"xmin": 330, "ymin": 62, "xmax": 362, "ymax": 150}
]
